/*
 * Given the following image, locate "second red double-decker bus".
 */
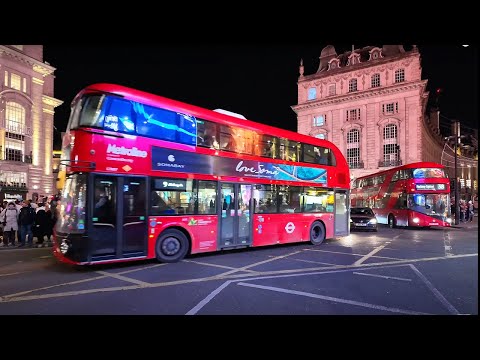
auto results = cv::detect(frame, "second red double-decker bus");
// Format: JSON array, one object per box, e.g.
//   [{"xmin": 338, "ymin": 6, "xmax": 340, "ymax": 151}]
[
  {"xmin": 350, "ymin": 162, "xmax": 452, "ymax": 228},
  {"xmin": 54, "ymin": 83, "xmax": 350, "ymax": 265}
]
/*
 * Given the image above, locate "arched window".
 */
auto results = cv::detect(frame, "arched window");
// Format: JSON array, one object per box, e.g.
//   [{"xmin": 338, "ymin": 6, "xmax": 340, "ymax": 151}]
[
  {"xmin": 315, "ymin": 133, "xmax": 326, "ymax": 140},
  {"xmin": 347, "ymin": 129, "xmax": 361, "ymax": 169},
  {"xmin": 348, "ymin": 78, "xmax": 357, "ymax": 92},
  {"xmin": 382, "ymin": 124, "xmax": 399, "ymax": 166}
]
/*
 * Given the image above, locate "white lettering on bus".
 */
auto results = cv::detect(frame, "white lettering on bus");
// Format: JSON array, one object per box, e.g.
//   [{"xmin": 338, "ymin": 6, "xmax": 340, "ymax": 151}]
[
  {"xmin": 235, "ymin": 161, "xmax": 279, "ymax": 176},
  {"xmin": 156, "ymin": 163, "xmax": 185, "ymax": 169},
  {"xmin": 106, "ymin": 144, "xmax": 148, "ymax": 158}
]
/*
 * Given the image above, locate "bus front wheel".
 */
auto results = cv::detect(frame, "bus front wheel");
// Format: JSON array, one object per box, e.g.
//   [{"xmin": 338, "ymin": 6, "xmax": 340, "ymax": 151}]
[
  {"xmin": 155, "ymin": 229, "xmax": 189, "ymax": 263},
  {"xmin": 388, "ymin": 215, "xmax": 396, "ymax": 228},
  {"xmin": 310, "ymin": 221, "xmax": 326, "ymax": 245}
]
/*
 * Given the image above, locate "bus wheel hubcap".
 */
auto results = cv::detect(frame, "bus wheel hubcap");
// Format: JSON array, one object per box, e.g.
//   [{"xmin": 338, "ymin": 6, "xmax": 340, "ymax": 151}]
[{"xmin": 162, "ymin": 237, "xmax": 180, "ymax": 255}]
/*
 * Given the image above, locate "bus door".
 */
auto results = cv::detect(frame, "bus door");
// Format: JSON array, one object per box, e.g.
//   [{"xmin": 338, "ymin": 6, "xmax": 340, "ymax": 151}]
[
  {"xmin": 90, "ymin": 175, "xmax": 147, "ymax": 260},
  {"xmin": 335, "ymin": 190, "xmax": 350, "ymax": 236},
  {"xmin": 219, "ymin": 183, "xmax": 253, "ymax": 248}
]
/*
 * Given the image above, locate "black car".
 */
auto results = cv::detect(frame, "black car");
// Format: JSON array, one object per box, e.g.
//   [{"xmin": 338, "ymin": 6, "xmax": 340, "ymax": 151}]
[{"xmin": 350, "ymin": 207, "xmax": 378, "ymax": 231}]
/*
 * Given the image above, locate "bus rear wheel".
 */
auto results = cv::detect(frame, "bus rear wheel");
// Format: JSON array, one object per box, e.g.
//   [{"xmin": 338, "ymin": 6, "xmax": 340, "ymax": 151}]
[
  {"xmin": 310, "ymin": 221, "xmax": 325, "ymax": 245},
  {"xmin": 388, "ymin": 215, "xmax": 396, "ymax": 228},
  {"xmin": 155, "ymin": 229, "xmax": 189, "ymax": 263}
]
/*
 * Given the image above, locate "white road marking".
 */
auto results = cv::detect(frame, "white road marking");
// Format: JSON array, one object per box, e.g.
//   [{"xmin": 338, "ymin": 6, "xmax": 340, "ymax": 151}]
[
  {"xmin": 237, "ymin": 282, "xmax": 430, "ymax": 315},
  {"xmin": 1, "ymin": 253, "xmax": 476, "ymax": 303},
  {"xmin": 353, "ymin": 272, "xmax": 412, "ymax": 282},
  {"xmin": 353, "ymin": 245, "xmax": 387, "ymax": 265},
  {"xmin": 0, "ymin": 271, "xmax": 28, "ymax": 277},
  {"xmin": 216, "ymin": 250, "xmax": 303, "ymax": 276},
  {"xmin": 184, "ymin": 260, "xmax": 259, "ymax": 273},
  {"xmin": 185, "ymin": 281, "xmax": 233, "ymax": 315},
  {"xmin": 305, "ymin": 248, "xmax": 404, "ymax": 261},
  {"xmin": 96, "ymin": 271, "xmax": 151, "ymax": 286},
  {"xmin": 408, "ymin": 264, "xmax": 460, "ymax": 315}
]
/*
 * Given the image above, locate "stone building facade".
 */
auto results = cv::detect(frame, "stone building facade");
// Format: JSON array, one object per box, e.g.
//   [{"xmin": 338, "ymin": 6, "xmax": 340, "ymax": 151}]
[
  {"xmin": 292, "ymin": 45, "xmax": 447, "ymax": 183},
  {"xmin": 0, "ymin": 45, "xmax": 63, "ymax": 203}
]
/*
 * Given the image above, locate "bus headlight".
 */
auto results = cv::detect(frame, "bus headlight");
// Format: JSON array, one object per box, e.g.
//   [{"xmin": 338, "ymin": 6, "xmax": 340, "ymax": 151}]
[{"xmin": 412, "ymin": 217, "xmax": 420, "ymax": 224}]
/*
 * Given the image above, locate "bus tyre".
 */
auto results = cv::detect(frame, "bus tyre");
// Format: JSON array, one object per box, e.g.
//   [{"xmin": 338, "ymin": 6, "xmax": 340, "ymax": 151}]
[
  {"xmin": 309, "ymin": 221, "xmax": 325, "ymax": 245},
  {"xmin": 388, "ymin": 215, "xmax": 396, "ymax": 228},
  {"xmin": 155, "ymin": 229, "xmax": 189, "ymax": 263}
]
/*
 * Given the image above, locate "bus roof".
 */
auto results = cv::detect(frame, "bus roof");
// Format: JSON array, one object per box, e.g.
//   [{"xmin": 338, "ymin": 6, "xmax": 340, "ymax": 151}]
[
  {"xmin": 354, "ymin": 162, "xmax": 446, "ymax": 180},
  {"xmin": 78, "ymin": 83, "xmax": 344, "ymax": 155}
]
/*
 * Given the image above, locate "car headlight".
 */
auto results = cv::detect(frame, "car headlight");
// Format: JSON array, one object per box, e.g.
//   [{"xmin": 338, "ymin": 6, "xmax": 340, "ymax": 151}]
[
  {"xmin": 350, "ymin": 218, "xmax": 353, "ymax": 223},
  {"xmin": 368, "ymin": 219, "xmax": 377, "ymax": 224}
]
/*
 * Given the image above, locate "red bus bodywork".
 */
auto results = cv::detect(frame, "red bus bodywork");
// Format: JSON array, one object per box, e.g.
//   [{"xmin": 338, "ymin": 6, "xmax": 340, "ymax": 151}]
[
  {"xmin": 54, "ymin": 83, "xmax": 350, "ymax": 265},
  {"xmin": 350, "ymin": 162, "xmax": 452, "ymax": 228}
]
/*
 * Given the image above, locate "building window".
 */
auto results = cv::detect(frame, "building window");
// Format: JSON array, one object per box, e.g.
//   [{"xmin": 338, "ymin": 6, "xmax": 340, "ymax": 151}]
[
  {"xmin": 328, "ymin": 84, "xmax": 336, "ymax": 96},
  {"xmin": 313, "ymin": 115, "xmax": 326, "ymax": 127},
  {"xmin": 382, "ymin": 102, "xmax": 399, "ymax": 114},
  {"xmin": 10, "ymin": 73, "xmax": 21, "ymax": 91},
  {"xmin": 308, "ymin": 87, "xmax": 317, "ymax": 100},
  {"xmin": 3, "ymin": 102, "xmax": 27, "ymax": 162},
  {"xmin": 348, "ymin": 78, "xmax": 358, "ymax": 92},
  {"xmin": 315, "ymin": 133, "xmax": 326, "ymax": 140},
  {"xmin": 23, "ymin": 78, "xmax": 27, "ymax": 93},
  {"xmin": 394, "ymin": 69, "xmax": 405, "ymax": 83},
  {"xmin": 382, "ymin": 124, "xmax": 399, "ymax": 166},
  {"xmin": 347, "ymin": 129, "xmax": 361, "ymax": 169},
  {"xmin": 371, "ymin": 73, "xmax": 380, "ymax": 88},
  {"xmin": 0, "ymin": 171, "xmax": 27, "ymax": 188},
  {"xmin": 4, "ymin": 71, "xmax": 8, "ymax": 86},
  {"xmin": 346, "ymin": 108, "xmax": 360, "ymax": 122}
]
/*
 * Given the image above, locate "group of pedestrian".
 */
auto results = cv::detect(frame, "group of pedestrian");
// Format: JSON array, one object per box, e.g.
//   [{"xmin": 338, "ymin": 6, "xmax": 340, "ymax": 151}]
[
  {"xmin": 0, "ymin": 196, "xmax": 57, "ymax": 248},
  {"xmin": 460, "ymin": 199, "xmax": 475, "ymax": 222}
]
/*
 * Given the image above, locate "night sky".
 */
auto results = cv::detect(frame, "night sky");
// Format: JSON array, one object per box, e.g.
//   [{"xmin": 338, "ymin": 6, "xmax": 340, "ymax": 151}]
[{"xmin": 43, "ymin": 44, "xmax": 477, "ymax": 149}]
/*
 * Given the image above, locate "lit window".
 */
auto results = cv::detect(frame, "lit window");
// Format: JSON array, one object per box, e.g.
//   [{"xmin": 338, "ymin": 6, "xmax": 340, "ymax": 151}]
[
  {"xmin": 315, "ymin": 133, "xmax": 326, "ymax": 140},
  {"xmin": 313, "ymin": 115, "xmax": 325, "ymax": 126},
  {"xmin": 23, "ymin": 78, "xmax": 27, "ymax": 93},
  {"xmin": 308, "ymin": 87, "xmax": 317, "ymax": 100},
  {"xmin": 371, "ymin": 73, "xmax": 380, "ymax": 88},
  {"xmin": 11, "ymin": 73, "xmax": 21, "ymax": 90},
  {"xmin": 4, "ymin": 71, "xmax": 8, "ymax": 86},
  {"xmin": 383, "ymin": 124, "xmax": 399, "ymax": 165}
]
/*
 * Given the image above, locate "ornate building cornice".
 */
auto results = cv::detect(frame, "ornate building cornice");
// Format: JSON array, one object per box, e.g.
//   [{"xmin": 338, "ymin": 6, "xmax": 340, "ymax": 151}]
[
  {"xmin": 292, "ymin": 80, "xmax": 427, "ymax": 112},
  {"xmin": 0, "ymin": 45, "xmax": 56, "ymax": 77},
  {"xmin": 299, "ymin": 52, "xmax": 419, "ymax": 84},
  {"xmin": 42, "ymin": 95, "xmax": 63, "ymax": 108}
]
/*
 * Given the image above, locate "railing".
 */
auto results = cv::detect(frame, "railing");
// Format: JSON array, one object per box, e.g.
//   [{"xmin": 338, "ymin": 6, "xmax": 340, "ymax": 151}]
[
  {"xmin": 348, "ymin": 161, "xmax": 364, "ymax": 169},
  {"xmin": 0, "ymin": 149, "xmax": 33, "ymax": 163},
  {"xmin": 378, "ymin": 160, "xmax": 402, "ymax": 167}
]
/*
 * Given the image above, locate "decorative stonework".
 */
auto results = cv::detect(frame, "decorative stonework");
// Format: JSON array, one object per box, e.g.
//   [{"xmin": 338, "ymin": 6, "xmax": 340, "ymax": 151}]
[
  {"xmin": 32, "ymin": 77, "xmax": 44, "ymax": 85},
  {"xmin": 42, "ymin": 95, "xmax": 63, "ymax": 108},
  {"xmin": 43, "ymin": 108, "xmax": 55, "ymax": 115},
  {"xmin": 33, "ymin": 64, "xmax": 54, "ymax": 77}
]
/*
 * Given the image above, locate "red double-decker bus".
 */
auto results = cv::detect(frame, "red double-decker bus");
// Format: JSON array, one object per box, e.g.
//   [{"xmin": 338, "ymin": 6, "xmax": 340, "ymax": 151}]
[
  {"xmin": 350, "ymin": 162, "xmax": 452, "ymax": 228},
  {"xmin": 54, "ymin": 83, "xmax": 350, "ymax": 265}
]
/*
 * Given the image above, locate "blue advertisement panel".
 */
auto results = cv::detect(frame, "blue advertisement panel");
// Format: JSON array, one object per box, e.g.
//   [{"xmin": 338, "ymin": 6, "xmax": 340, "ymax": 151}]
[{"xmin": 152, "ymin": 147, "xmax": 327, "ymax": 184}]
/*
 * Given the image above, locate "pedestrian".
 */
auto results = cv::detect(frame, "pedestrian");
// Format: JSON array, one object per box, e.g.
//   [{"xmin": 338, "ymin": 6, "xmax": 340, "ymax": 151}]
[
  {"xmin": 18, "ymin": 200, "xmax": 36, "ymax": 247},
  {"xmin": 0, "ymin": 202, "xmax": 19, "ymax": 247},
  {"xmin": 468, "ymin": 200, "xmax": 474, "ymax": 222}
]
